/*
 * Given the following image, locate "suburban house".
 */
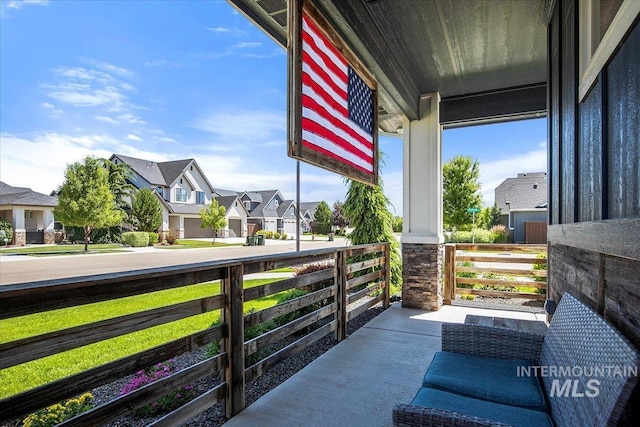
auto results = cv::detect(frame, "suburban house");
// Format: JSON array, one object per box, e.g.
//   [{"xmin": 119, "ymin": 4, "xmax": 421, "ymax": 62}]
[
  {"xmin": 0, "ymin": 181, "xmax": 58, "ymax": 245},
  {"xmin": 298, "ymin": 201, "xmax": 320, "ymax": 233},
  {"xmin": 110, "ymin": 154, "xmax": 248, "ymax": 239},
  {"xmin": 494, "ymin": 172, "xmax": 548, "ymax": 243},
  {"xmin": 239, "ymin": 190, "xmax": 299, "ymax": 236}
]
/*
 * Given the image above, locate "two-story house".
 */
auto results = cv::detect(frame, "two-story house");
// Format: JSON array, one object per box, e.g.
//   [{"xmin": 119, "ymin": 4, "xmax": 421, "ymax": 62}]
[
  {"xmin": 110, "ymin": 154, "xmax": 248, "ymax": 239},
  {"xmin": 239, "ymin": 190, "xmax": 300, "ymax": 236},
  {"xmin": 494, "ymin": 172, "xmax": 548, "ymax": 243},
  {"xmin": 298, "ymin": 201, "xmax": 320, "ymax": 233}
]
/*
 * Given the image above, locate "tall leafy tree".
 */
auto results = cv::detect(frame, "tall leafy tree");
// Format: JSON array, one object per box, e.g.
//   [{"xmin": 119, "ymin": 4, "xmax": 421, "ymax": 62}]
[
  {"xmin": 343, "ymin": 177, "xmax": 402, "ymax": 290},
  {"xmin": 131, "ymin": 188, "xmax": 163, "ymax": 232},
  {"xmin": 55, "ymin": 157, "xmax": 126, "ymax": 252},
  {"xmin": 443, "ymin": 155, "xmax": 483, "ymax": 230},
  {"xmin": 200, "ymin": 199, "xmax": 227, "ymax": 244},
  {"xmin": 332, "ymin": 201, "xmax": 349, "ymax": 230},
  {"xmin": 312, "ymin": 201, "xmax": 332, "ymax": 234}
]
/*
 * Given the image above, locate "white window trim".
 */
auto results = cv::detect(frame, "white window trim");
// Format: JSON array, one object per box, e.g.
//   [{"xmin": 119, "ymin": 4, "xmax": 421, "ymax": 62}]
[{"xmin": 579, "ymin": 0, "xmax": 640, "ymax": 102}]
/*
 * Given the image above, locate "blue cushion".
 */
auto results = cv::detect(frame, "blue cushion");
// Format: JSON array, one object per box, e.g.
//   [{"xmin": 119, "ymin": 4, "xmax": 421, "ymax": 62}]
[
  {"xmin": 422, "ymin": 351, "xmax": 546, "ymax": 411},
  {"xmin": 411, "ymin": 387, "xmax": 554, "ymax": 427}
]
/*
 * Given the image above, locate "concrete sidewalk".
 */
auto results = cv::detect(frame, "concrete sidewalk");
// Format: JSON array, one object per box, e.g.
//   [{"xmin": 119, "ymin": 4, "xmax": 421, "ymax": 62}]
[{"xmin": 223, "ymin": 304, "xmax": 545, "ymax": 427}]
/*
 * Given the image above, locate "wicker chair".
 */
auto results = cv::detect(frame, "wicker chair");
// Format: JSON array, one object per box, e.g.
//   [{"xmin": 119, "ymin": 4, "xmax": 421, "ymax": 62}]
[{"xmin": 393, "ymin": 293, "xmax": 640, "ymax": 427}]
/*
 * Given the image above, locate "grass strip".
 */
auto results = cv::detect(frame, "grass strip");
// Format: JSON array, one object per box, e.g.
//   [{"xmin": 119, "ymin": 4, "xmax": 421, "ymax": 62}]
[{"xmin": 0, "ymin": 279, "xmax": 282, "ymax": 398}]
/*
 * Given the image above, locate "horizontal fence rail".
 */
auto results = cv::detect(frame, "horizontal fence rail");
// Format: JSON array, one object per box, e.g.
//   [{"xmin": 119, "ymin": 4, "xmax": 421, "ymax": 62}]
[
  {"xmin": 0, "ymin": 243, "xmax": 390, "ymax": 425},
  {"xmin": 444, "ymin": 243, "xmax": 547, "ymax": 304}
]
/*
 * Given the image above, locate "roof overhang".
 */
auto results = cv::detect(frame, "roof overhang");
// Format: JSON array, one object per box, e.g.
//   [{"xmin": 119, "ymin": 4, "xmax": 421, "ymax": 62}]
[{"xmin": 227, "ymin": 0, "xmax": 548, "ymax": 132}]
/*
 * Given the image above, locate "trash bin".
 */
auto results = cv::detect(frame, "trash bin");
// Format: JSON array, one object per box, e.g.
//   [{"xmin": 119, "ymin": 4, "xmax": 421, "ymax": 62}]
[
  {"xmin": 328, "ymin": 233, "xmax": 334, "ymax": 242},
  {"xmin": 257, "ymin": 234, "xmax": 265, "ymax": 245},
  {"xmin": 246, "ymin": 235, "xmax": 256, "ymax": 246}
]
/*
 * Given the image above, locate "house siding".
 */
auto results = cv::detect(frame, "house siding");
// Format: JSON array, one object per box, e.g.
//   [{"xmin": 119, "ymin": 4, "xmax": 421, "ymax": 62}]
[{"xmin": 547, "ymin": 0, "xmax": 640, "ymax": 378}]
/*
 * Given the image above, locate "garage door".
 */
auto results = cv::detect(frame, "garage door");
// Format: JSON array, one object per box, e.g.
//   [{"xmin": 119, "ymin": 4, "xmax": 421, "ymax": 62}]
[
  {"xmin": 283, "ymin": 220, "xmax": 297, "ymax": 235},
  {"xmin": 184, "ymin": 218, "xmax": 214, "ymax": 238},
  {"xmin": 228, "ymin": 219, "xmax": 242, "ymax": 237}
]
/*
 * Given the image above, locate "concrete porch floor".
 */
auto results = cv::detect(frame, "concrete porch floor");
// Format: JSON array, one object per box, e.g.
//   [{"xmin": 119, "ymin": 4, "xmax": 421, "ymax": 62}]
[{"xmin": 224, "ymin": 303, "xmax": 546, "ymax": 427}]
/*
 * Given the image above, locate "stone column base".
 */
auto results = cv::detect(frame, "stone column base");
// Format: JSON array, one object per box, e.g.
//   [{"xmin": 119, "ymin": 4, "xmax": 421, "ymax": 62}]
[
  {"xmin": 14, "ymin": 231, "xmax": 26, "ymax": 246},
  {"xmin": 402, "ymin": 243, "xmax": 443, "ymax": 311}
]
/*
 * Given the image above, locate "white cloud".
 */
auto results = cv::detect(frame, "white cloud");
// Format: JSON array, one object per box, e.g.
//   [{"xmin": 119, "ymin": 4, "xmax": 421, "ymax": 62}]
[
  {"xmin": 0, "ymin": 133, "xmax": 114, "ymax": 194},
  {"xmin": 117, "ymin": 112, "xmax": 146, "ymax": 125},
  {"xmin": 234, "ymin": 41, "xmax": 261, "ymax": 49},
  {"xmin": 479, "ymin": 142, "xmax": 547, "ymax": 206},
  {"xmin": 95, "ymin": 115, "xmax": 118, "ymax": 124},
  {"xmin": 127, "ymin": 134, "xmax": 142, "ymax": 142},
  {"xmin": 207, "ymin": 26, "xmax": 229, "ymax": 33},
  {"xmin": 5, "ymin": 0, "xmax": 48, "ymax": 10},
  {"xmin": 191, "ymin": 108, "xmax": 286, "ymax": 142}
]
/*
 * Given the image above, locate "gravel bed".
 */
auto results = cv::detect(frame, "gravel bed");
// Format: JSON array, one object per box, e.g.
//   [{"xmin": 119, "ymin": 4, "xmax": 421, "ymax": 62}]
[{"xmin": 91, "ymin": 303, "xmax": 385, "ymax": 427}]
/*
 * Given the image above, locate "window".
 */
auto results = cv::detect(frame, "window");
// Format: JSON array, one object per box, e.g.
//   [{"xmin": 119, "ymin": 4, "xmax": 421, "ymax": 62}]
[
  {"xmin": 579, "ymin": 0, "xmax": 640, "ymax": 101},
  {"xmin": 175, "ymin": 188, "xmax": 187, "ymax": 202},
  {"xmin": 196, "ymin": 191, "xmax": 205, "ymax": 204},
  {"xmin": 274, "ymin": 199, "xmax": 279, "ymax": 208},
  {"xmin": 244, "ymin": 200, "xmax": 251, "ymax": 211}
]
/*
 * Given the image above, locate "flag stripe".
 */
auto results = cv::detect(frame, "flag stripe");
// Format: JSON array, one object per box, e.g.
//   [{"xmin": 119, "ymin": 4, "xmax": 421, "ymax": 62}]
[
  {"xmin": 302, "ymin": 96, "xmax": 373, "ymax": 159},
  {"xmin": 302, "ymin": 131, "xmax": 373, "ymax": 174},
  {"xmin": 301, "ymin": 11, "xmax": 374, "ymax": 175}
]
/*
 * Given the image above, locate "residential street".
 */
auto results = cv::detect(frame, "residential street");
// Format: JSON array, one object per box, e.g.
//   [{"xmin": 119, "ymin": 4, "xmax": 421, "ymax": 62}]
[{"xmin": 0, "ymin": 238, "xmax": 349, "ymax": 285}]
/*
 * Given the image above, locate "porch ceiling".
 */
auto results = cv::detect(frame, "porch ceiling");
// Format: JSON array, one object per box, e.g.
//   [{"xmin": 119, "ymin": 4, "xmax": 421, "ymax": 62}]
[{"xmin": 227, "ymin": 0, "xmax": 549, "ymax": 131}]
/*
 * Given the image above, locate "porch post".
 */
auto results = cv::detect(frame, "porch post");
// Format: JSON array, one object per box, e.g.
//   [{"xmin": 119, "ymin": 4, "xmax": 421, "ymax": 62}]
[{"xmin": 401, "ymin": 93, "xmax": 445, "ymax": 311}]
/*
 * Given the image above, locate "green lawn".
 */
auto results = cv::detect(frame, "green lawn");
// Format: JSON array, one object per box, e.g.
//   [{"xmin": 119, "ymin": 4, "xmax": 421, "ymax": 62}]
[
  {"xmin": 0, "ymin": 244, "xmax": 129, "ymax": 256},
  {"xmin": 156, "ymin": 239, "xmax": 244, "ymax": 249},
  {"xmin": 0, "ymin": 278, "xmax": 282, "ymax": 398}
]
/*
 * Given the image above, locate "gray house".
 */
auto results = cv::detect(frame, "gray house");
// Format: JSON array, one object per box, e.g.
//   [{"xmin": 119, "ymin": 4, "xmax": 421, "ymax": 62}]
[
  {"xmin": 494, "ymin": 172, "xmax": 547, "ymax": 243},
  {"xmin": 239, "ymin": 190, "xmax": 299, "ymax": 236},
  {"xmin": 0, "ymin": 181, "xmax": 58, "ymax": 245}
]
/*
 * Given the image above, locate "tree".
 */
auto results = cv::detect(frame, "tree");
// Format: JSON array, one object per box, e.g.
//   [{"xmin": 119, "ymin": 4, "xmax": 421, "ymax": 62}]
[
  {"xmin": 477, "ymin": 203, "xmax": 502, "ymax": 230},
  {"xmin": 131, "ymin": 188, "xmax": 163, "ymax": 232},
  {"xmin": 55, "ymin": 157, "xmax": 125, "ymax": 252},
  {"xmin": 332, "ymin": 201, "xmax": 349, "ymax": 230},
  {"xmin": 392, "ymin": 216, "xmax": 403, "ymax": 233},
  {"xmin": 200, "ymin": 199, "xmax": 227, "ymax": 244},
  {"xmin": 443, "ymin": 155, "xmax": 483, "ymax": 230},
  {"xmin": 343, "ymin": 177, "xmax": 402, "ymax": 290},
  {"xmin": 312, "ymin": 201, "xmax": 332, "ymax": 234},
  {"xmin": 100, "ymin": 158, "xmax": 135, "ymax": 213}
]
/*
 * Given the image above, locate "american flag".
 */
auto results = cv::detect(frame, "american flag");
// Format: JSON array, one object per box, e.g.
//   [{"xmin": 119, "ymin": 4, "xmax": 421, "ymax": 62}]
[{"xmin": 301, "ymin": 12, "xmax": 375, "ymax": 176}]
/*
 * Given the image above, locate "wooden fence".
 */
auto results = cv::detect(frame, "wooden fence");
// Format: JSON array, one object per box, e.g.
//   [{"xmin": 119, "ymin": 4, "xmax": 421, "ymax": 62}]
[
  {"xmin": 443, "ymin": 243, "xmax": 547, "ymax": 303},
  {"xmin": 0, "ymin": 243, "xmax": 390, "ymax": 425}
]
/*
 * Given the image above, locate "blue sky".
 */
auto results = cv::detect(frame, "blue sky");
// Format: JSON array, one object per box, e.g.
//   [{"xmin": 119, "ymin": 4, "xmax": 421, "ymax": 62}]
[{"xmin": 0, "ymin": 0, "xmax": 547, "ymax": 215}]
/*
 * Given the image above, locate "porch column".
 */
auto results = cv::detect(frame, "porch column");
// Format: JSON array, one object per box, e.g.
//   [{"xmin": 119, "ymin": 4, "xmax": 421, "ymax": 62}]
[
  {"xmin": 401, "ymin": 93, "xmax": 444, "ymax": 311},
  {"xmin": 12, "ymin": 207, "xmax": 26, "ymax": 246}
]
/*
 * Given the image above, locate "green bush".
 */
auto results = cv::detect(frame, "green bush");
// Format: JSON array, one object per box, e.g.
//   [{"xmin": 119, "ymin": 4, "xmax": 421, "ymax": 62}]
[
  {"xmin": 22, "ymin": 393, "xmax": 93, "ymax": 427},
  {"xmin": 0, "ymin": 218, "xmax": 14, "ymax": 243},
  {"xmin": 121, "ymin": 231, "xmax": 149, "ymax": 247},
  {"xmin": 265, "ymin": 231, "xmax": 274, "ymax": 239},
  {"xmin": 274, "ymin": 289, "xmax": 320, "ymax": 328},
  {"xmin": 166, "ymin": 233, "xmax": 177, "ymax": 245},
  {"xmin": 445, "ymin": 229, "xmax": 494, "ymax": 243},
  {"xmin": 147, "ymin": 232, "xmax": 159, "ymax": 245},
  {"xmin": 490, "ymin": 224, "xmax": 510, "ymax": 243},
  {"xmin": 281, "ymin": 233, "xmax": 287, "ymax": 240},
  {"xmin": 273, "ymin": 232, "xmax": 281, "ymax": 240}
]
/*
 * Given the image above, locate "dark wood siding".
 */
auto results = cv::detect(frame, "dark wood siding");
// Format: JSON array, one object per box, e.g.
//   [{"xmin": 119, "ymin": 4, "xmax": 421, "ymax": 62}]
[
  {"xmin": 607, "ymin": 20, "xmax": 640, "ymax": 219},
  {"xmin": 578, "ymin": 78, "xmax": 604, "ymax": 221},
  {"xmin": 547, "ymin": 5, "xmax": 640, "ymax": 422},
  {"xmin": 549, "ymin": 8, "xmax": 561, "ymax": 226},
  {"xmin": 560, "ymin": 0, "xmax": 577, "ymax": 224}
]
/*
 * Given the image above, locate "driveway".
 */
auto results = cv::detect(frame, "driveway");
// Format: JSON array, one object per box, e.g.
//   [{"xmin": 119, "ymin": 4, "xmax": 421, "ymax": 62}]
[{"xmin": 0, "ymin": 237, "xmax": 349, "ymax": 285}]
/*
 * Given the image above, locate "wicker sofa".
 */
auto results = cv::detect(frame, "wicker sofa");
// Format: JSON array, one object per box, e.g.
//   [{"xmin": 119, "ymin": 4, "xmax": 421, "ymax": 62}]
[{"xmin": 393, "ymin": 293, "xmax": 640, "ymax": 427}]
